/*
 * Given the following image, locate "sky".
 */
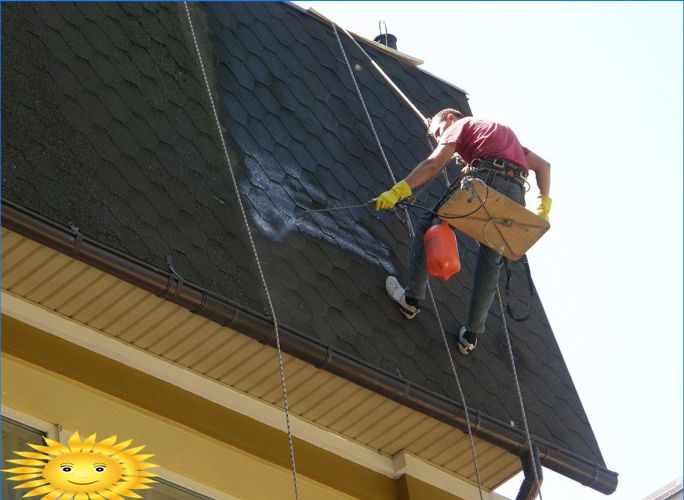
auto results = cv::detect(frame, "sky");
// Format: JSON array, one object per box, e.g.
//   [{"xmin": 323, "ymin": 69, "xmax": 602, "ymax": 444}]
[{"xmin": 296, "ymin": 2, "xmax": 683, "ymax": 499}]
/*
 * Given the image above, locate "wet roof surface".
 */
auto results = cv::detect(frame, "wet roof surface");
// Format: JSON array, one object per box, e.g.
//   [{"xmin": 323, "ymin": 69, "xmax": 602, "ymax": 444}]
[{"xmin": 3, "ymin": 2, "xmax": 604, "ymax": 466}]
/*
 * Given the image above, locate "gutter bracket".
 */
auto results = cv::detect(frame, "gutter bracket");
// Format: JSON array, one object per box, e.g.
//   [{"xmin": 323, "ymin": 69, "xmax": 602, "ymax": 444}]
[
  {"xmin": 472, "ymin": 409, "xmax": 481, "ymax": 432},
  {"xmin": 314, "ymin": 345, "xmax": 333, "ymax": 369},
  {"xmin": 68, "ymin": 222, "xmax": 83, "ymax": 257},
  {"xmin": 191, "ymin": 289, "xmax": 208, "ymax": 315},
  {"xmin": 160, "ymin": 254, "xmax": 185, "ymax": 300}
]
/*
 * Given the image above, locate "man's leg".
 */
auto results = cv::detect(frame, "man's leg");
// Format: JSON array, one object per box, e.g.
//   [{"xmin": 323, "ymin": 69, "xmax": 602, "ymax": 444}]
[
  {"xmin": 466, "ymin": 244, "xmax": 503, "ymax": 333},
  {"xmin": 404, "ymin": 209, "xmax": 437, "ymax": 302},
  {"xmin": 386, "ymin": 208, "xmax": 436, "ymax": 319},
  {"xmin": 459, "ymin": 172, "xmax": 524, "ymax": 354}
]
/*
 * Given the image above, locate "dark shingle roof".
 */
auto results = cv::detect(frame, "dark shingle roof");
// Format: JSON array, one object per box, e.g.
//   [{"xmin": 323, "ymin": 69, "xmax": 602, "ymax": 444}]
[{"xmin": 2, "ymin": 1, "xmax": 606, "ymax": 469}]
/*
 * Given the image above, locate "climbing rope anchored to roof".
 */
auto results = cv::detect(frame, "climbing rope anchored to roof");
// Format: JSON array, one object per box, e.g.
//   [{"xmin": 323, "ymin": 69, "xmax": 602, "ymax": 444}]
[
  {"xmin": 185, "ymin": 2, "xmax": 542, "ymax": 496},
  {"xmin": 183, "ymin": 3, "xmax": 301, "ymax": 499},
  {"xmin": 332, "ymin": 22, "xmax": 486, "ymax": 500},
  {"xmin": 332, "ymin": 20, "xmax": 545, "ymax": 499}
]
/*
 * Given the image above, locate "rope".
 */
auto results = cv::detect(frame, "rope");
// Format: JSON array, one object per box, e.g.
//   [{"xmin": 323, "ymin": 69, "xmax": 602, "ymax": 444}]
[
  {"xmin": 295, "ymin": 201, "xmax": 373, "ymax": 218},
  {"xmin": 182, "ymin": 4, "xmax": 300, "ymax": 499},
  {"xmin": 335, "ymin": 25, "xmax": 428, "ymax": 126},
  {"xmin": 332, "ymin": 23, "xmax": 484, "ymax": 499},
  {"xmin": 495, "ymin": 284, "xmax": 542, "ymax": 499},
  {"xmin": 331, "ymin": 24, "xmax": 412, "ymax": 236},
  {"xmin": 185, "ymin": 6, "xmax": 539, "ymax": 498},
  {"xmin": 336, "ymin": 21, "xmax": 544, "ymax": 497},
  {"xmin": 340, "ymin": 19, "xmax": 472, "ymax": 196},
  {"xmin": 424, "ymin": 284, "xmax": 484, "ymax": 498},
  {"xmin": 399, "ymin": 177, "xmax": 491, "ymax": 220},
  {"xmin": 332, "ymin": 28, "xmax": 397, "ymax": 181}
]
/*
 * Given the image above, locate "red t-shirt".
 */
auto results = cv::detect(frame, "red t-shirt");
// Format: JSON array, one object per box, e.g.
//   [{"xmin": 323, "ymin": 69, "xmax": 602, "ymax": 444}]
[{"xmin": 438, "ymin": 117, "xmax": 530, "ymax": 171}]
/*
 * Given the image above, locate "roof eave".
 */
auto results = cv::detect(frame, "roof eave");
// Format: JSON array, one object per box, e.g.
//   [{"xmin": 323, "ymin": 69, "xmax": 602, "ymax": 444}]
[{"xmin": 1, "ymin": 199, "xmax": 618, "ymax": 495}]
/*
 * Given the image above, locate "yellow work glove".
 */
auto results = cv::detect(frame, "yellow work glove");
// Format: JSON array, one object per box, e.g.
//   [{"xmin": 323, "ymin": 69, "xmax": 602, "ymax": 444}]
[
  {"xmin": 536, "ymin": 194, "xmax": 552, "ymax": 222},
  {"xmin": 374, "ymin": 180, "xmax": 412, "ymax": 211}
]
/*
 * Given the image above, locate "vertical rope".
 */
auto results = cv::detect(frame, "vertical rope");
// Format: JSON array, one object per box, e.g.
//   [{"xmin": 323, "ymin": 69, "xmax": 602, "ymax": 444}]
[
  {"xmin": 425, "ymin": 283, "xmax": 485, "ymax": 499},
  {"xmin": 182, "ymin": 4, "xmax": 300, "ymax": 498},
  {"xmin": 337, "ymin": 27, "xmax": 544, "ymax": 497},
  {"xmin": 332, "ymin": 23, "xmax": 484, "ymax": 499},
  {"xmin": 496, "ymin": 284, "xmax": 542, "ymax": 499},
  {"xmin": 330, "ymin": 24, "xmax": 412, "ymax": 235},
  {"xmin": 336, "ymin": 25, "xmax": 428, "ymax": 126}
]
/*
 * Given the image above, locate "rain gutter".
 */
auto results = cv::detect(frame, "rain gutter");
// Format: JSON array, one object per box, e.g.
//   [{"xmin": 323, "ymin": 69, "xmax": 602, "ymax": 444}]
[{"xmin": 1, "ymin": 200, "xmax": 618, "ymax": 495}]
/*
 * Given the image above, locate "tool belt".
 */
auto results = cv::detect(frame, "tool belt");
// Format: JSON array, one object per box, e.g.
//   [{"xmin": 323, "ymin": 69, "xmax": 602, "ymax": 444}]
[{"xmin": 471, "ymin": 157, "xmax": 527, "ymax": 189}]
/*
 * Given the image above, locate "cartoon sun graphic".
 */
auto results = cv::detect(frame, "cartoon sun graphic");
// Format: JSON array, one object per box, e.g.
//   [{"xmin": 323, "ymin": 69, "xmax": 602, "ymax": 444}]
[{"xmin": 3, "ymin": 431, "xmax": 158, "ymax": 499}]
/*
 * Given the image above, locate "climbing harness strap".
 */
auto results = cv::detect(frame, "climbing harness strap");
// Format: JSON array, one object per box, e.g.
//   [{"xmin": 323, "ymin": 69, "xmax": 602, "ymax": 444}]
[
  {"xmin": 473, "ymin": 156, "xmax": 528, "ymax": 177},
  {"xmin": 472, "ymin": 157, "xmax": 528, "ymax": 190},
  {"xmin": 183, "ymin": 4, "xmax": 300, "ymax": 499},
  {"xmin": 333, "ymin": 23, "xmax": 485, "ymax": 499}
]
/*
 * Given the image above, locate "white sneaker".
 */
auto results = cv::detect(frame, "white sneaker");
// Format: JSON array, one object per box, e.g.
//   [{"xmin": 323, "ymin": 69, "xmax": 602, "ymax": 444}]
[
  {"xmin": 385, "ymin": 276, "xmax": 419, "ymax": 320},
  {"xmin": 457, "ymin": 326, "xmax": 478, "ymax": 355}
]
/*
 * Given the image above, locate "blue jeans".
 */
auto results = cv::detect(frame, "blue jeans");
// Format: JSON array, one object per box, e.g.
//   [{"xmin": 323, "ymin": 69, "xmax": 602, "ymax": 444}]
[{"xmin": 405, "ymin": 170, "xmax": 525, "ymax": 334}]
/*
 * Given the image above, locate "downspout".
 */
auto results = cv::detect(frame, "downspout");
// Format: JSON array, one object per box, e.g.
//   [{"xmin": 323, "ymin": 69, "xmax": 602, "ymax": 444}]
[{"xmin": 516, "ymin": 445, "xmax": 543, "ymax": 500}]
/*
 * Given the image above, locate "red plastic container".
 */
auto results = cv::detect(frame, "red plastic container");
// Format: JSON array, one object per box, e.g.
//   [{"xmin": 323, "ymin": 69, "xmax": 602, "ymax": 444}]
[{"xmin": 424, "ymin": 221, "xmax": 461, "ymax": 281}]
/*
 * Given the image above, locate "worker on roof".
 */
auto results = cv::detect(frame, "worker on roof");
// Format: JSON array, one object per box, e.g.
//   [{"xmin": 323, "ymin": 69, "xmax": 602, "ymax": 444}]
[{"xmin": 374, "ymin": 108, "xmax": 551, "ymax": 355}]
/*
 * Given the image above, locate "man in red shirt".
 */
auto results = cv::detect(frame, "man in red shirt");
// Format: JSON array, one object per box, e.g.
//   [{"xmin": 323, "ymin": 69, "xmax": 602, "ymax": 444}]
[{"xmin": 375, "ymin": 108, "xmax": 551, "ymax": 355}]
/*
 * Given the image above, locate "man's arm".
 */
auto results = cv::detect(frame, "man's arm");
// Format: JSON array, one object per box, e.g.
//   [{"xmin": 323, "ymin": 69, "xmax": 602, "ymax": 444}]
[
  {"xmin": 526, "ymin": 150, "xmax": 551, "ymax": 196},
  {"xmin": 404, "ymin": 142, "xmax": 457, "ymax": 190},
  {"xmin": 374, "ymin": 142, "xmax": 456, "ymax": 211},
  {"xmin": 526, "ymin": 150, "xmax": 552, "ymax": 221}
]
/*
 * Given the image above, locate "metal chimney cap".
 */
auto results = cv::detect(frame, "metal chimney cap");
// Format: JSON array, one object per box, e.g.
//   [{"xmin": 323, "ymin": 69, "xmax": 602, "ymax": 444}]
[
  {"xmin": 375, "ymin": 19, "xmax": 397, "ymax": 50},
  {"xmin": 374, "ymin": 33, "xmax": 397, "ymax": 50}
]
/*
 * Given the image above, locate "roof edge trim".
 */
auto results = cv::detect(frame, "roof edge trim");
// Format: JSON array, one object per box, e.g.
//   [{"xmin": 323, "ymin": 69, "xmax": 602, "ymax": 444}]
[{"xmin": 1, "ymin": 200, "xmax": 617, "ymax": 495}]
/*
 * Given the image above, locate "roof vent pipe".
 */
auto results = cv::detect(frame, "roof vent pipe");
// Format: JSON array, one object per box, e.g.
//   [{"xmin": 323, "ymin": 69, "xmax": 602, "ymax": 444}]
[
  {"xmin": 516, "ymin": 445, "xmax": 544, "ymax": 500},
  {"xmin": 374, "ymin": 19, "xmax": 397, "ymax": 50}
]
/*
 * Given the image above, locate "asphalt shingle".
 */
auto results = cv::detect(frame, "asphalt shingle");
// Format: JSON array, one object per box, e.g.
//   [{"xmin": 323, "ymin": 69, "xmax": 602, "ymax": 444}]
[{"xmin": 2, "ymin": 1, "xmax": 606, "ymax": 468}]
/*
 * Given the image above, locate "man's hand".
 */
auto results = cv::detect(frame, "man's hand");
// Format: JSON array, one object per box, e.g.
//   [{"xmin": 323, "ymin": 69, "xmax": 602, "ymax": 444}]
[
  {"xmin": 536, "ymin": 194, "xmax": 552, "ymax": 222},
  {"xmin": 374, "ymin": 180, "xmax": 412, "ymax": 211}
]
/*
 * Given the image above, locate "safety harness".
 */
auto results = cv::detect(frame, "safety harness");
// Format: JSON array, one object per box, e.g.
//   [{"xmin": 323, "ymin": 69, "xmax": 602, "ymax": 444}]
[{"xmin": 472, "ymin": 156, "xmax": 529, "ymax": 190}]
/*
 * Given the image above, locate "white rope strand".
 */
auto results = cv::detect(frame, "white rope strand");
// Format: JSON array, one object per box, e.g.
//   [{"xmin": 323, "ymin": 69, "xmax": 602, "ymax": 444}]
[
  {"xmin": 331, "ymin": 24, "xmax": 412, "ymax": 231},
  {"xmin": 341, "ymin": 24, "xmax": 542, "ymax": 495},
  {"xmin": 425, "ymin": 282, "xmax": 484, "ymax": 498},
  {"xmin": 332, "ymin": 25, "xmax": 398, "ymax": 185},
  {"xmin": 496, "ymin": 284, "xmax": 542, "ymax": 499},
  {"xmin": 332, "ymin": 22, "xmax": 484, "ymax": 499},
  {"xmin": 182, "ymin": 4, "xmax": 300, "ymax": 498},
  {"xmin": 337, "ymin": 26, "xmax": 455, "ymax": 196},
  {"xmin": 337, "ymin": 25, "xmax": 428, "ymax": 126}
]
